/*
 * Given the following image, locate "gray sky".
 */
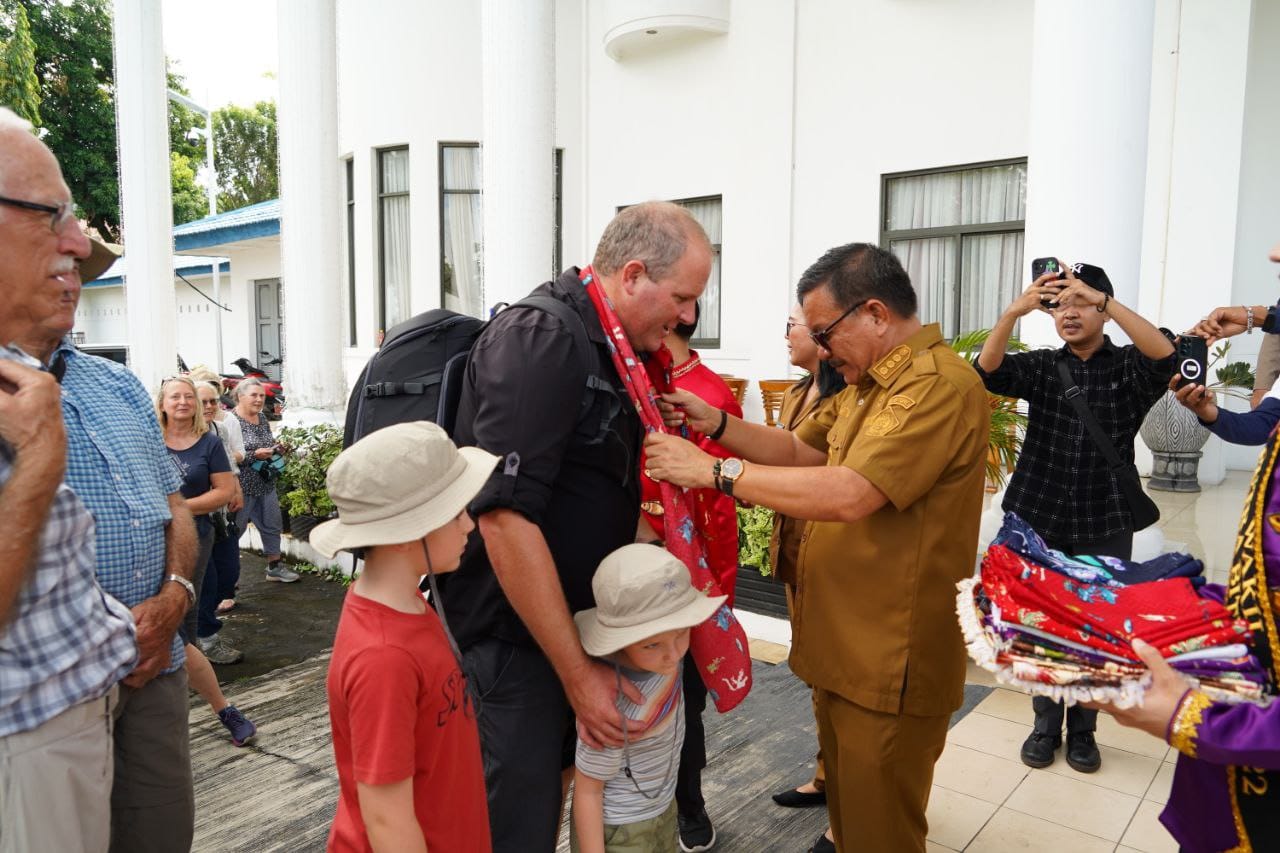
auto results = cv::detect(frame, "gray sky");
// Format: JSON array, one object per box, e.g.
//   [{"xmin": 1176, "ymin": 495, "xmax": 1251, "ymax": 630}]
[{"xmin": 162, "ymin": 0, "xmax": 279, "ymax": 110}]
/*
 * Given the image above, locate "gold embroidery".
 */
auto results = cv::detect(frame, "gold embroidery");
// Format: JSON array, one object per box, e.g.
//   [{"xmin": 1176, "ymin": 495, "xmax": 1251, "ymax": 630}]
[
  {"xmin": 888, "ymin": 394, "xmax": 917, "ymax": 410},
  {"xmin": 1226, "ymin": 766, "xmax": 1255, "ymax": 853},
  {"xmin": 1168, "ymin": 690, "xmax": 1213, "ymax": 758},
  {"xmin": 867, "ymin": 409, "xmax": 901, "ymax": 437},
  {"xmin": 1267, "ymin": 513, "xmax": 1280, "ymax": 535}
]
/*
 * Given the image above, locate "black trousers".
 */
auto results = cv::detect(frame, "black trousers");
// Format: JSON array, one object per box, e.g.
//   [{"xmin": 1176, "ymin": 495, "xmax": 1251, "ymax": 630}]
[
  {"xmin": 675, "ymin": 652, "xmax": 708, "ymax": 817},
  {"xmin": 1030, "ymin": 530, "xmax": 1134, "ymax": 737}
]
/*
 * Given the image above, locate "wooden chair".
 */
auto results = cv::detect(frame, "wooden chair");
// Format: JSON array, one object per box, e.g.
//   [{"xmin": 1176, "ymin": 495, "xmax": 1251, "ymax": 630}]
[
  {"xmin": 718, "ymin": 374, "xmax": 748, "ymax": 406},
  {"xmin": 758, "ymin": 379, "xmax": 794, "ymax": 427}
]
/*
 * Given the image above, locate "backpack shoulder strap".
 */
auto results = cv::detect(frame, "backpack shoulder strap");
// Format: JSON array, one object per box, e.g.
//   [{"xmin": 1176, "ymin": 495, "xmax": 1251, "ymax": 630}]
[
  {"xmin": 521, "ymin": 294, "xmax": 593, "ymax": 374},
  {"xmin": 519, "ymin": 293, "xmax": 616, "ymax": 444}
]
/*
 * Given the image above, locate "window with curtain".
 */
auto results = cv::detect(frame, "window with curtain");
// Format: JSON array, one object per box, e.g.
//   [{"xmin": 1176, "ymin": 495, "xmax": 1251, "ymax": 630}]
[
  {"xmin": 439, "ymin": 145, "xmax": 564, "ymax": 319},
  {"xmin": 881, "ymin": 160, "xmax": 1026, "ymax": 339},
  {"xmin": 378, "ymin": 147, "xmax": 411, "ymax": 333},
  {"xmin": 345, "ymin": 157, "xmax": 356, "ymax": 346},
  {"xmin": 674, "ymin": 196, "xmax": 722, "ymax": 348}
]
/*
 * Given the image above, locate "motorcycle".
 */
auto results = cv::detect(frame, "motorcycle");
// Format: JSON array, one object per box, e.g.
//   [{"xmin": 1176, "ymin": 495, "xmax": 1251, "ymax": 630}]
[{"xmin": 220, "ymin": 355, "xmax": 286, "ymax": 421}]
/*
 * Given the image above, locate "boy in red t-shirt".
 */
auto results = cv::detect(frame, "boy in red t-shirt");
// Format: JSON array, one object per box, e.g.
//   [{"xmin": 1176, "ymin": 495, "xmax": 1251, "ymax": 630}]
[{"xmin": 310, "ymin": 421, "xmax": 499, "ymax": 853}]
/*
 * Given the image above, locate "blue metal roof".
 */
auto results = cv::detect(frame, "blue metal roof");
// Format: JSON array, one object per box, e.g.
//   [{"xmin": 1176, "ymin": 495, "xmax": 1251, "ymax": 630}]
[
  {"xmin": 173, "ymin": 198, "xmax": 281, "ymax": 252},
  {"xmin": 87, "ymin": 259, "xmax": 231, "ymax": 289}
]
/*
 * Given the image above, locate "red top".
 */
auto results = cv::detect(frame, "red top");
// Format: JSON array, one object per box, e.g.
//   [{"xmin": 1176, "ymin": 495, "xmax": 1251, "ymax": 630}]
[
  {"xmin": 640, "ymin": 348, "xmax": 743, "ymax": 605},
  {"xmin": 326, "ymin": 590, "xmax": 491, "ymax": 853}
]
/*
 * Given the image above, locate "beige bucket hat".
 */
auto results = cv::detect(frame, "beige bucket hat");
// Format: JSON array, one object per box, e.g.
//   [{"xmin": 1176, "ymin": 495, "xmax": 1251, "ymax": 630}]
[
  {"xmin": 81, "ymin": 237, "xmax": 121, "ymax": 283},
  {"xmin": 574, "ymin": 543, "xmax": 727, "ymax": 657},
  {"xmin": 309, "ymin": 421, "xmax": 499, "ymax": 558}
]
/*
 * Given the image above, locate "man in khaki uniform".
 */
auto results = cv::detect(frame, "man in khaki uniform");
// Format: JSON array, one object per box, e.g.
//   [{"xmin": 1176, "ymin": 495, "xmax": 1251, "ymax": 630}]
[{"xmin": 645, "ymin": 242, "xmax": 990, "ymax": 852}]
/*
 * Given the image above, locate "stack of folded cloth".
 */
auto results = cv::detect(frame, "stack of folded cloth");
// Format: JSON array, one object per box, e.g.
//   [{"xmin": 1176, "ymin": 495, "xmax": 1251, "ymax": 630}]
[{"xmin": 957, "ymin": 514, "xmax": 1268, "ymax": 708}]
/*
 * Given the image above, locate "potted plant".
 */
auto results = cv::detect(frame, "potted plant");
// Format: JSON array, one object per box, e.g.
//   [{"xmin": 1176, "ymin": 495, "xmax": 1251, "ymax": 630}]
[
  {"xmin": 734, "ymin": 503, "xmax": 787, "ymax": 617},
  {"xmin": 1141, "ymin": 342, "xmax": 1254, "ymax": 492},
  {"xmin": 275, "ymin": 423, "xmax": 343, "ymax": 541},
  {"xmin": 949, "ymin": 329, "xmax": 1029, "ymax": 491}
]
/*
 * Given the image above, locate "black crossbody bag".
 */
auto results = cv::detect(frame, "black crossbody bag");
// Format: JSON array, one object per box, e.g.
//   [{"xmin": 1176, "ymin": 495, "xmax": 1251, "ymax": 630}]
[{"xmin": 1055, "ymin": 358, "xmax": 1161, "ymax": 531}]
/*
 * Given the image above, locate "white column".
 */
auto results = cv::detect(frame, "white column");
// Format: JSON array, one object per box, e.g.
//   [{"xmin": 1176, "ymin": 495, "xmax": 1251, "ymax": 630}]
[
  {"xmin": 481, "ymin": 0, "xmax": 555, "ymax": 307},
  {"xmin": 112, "ymin": 0, "xmax": 174, "ymax": 392},
  {"xmin": 276, "ymin": 0, "xmax": 345, "ymax": 418},
  {"xmin": 1020, "ymin": 0, "xmax": 1156, "ymax": 347}
]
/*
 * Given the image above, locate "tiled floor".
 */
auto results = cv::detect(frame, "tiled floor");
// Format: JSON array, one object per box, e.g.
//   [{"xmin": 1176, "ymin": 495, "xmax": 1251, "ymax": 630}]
[{"xmin": 737, "ymin": 470, "xmax": 1251, "ymax": 852}]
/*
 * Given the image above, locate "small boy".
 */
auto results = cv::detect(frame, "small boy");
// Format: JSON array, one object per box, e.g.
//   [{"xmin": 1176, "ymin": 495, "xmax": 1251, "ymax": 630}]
[
  {"xmin": 570, "ymin": 544, "xmax": 726, "ymax": 853},
  {"xmin": 310, "ymin": 421, "xmax": 499, "ymax": 853}
]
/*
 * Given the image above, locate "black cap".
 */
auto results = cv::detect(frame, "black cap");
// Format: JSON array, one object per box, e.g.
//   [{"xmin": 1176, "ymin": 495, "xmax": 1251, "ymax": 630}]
[{"xmin": 1071, "ymin": 263, "xmax": 1113, "ymax": 297}]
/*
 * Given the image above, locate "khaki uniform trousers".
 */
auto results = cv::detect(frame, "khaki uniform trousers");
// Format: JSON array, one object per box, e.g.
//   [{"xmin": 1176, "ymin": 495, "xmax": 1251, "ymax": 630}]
[{"xmin": 814, "ymin": 688, "xmax": 949, "ymax": 853}]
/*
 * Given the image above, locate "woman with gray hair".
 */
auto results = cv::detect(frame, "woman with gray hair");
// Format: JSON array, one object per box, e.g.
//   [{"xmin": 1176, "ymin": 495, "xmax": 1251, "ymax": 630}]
[{"xmin": 233, "ymin": 379, "xmax": 299, "ymax": 582}]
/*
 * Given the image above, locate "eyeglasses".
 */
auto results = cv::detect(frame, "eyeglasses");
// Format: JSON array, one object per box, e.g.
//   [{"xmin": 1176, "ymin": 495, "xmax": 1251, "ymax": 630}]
[
  {"xmin": 785, "ymin": 320, "xmax": 806, "ymax": 334},
  {"xmin": 0, "ymin": 194, "xmax": 76, "ymax": 232},
  {"xmin": 808, "ymin": 300, "xmax": 868, "ymax": 351}
]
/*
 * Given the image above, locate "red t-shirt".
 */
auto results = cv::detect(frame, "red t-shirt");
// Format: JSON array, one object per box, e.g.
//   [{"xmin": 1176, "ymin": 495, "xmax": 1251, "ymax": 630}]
[{"xmin": 326, "ymin": 589, "xmax": 491, "ymax": 852}]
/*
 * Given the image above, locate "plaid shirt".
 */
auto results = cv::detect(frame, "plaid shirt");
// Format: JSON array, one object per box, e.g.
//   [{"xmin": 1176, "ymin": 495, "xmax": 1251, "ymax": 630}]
[
  {"xmin": 976, "ymin": 338, "xmax": 1174, "ymax": 544},
  {"xmin": 56, "ymin": 340, "xmax": 186, "ymax": 672},
  {"xmin": 0, "ymin": 444, "xmax": 137, "ymax": 737}
]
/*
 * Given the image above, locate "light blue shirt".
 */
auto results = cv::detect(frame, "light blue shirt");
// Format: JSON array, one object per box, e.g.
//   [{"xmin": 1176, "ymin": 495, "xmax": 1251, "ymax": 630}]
[{"xmin": 56, "ymin": 341, "xmax": 186, "ymax": 672}]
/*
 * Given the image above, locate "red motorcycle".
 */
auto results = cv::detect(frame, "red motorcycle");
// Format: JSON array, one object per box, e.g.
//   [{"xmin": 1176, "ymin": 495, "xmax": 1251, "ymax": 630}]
[{"xmin": 221, "ymin": 356, "xmax": 286, "ymax": 420}]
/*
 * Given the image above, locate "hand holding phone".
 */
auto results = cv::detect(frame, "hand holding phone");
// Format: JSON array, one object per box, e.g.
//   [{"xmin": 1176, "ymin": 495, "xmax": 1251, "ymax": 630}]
[
  {"xmin": 1031, "ymin": 257, "xmax": 1066, "ymax": 309},
  {"xmin": 1174, "ymin": 336, "xmax": 1209, "ymax": 390}
]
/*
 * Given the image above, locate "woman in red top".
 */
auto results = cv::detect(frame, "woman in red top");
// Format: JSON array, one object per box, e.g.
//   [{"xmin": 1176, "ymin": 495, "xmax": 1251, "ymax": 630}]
[{"xmin": 636, "ymin": 303, "xmax": 742, "ymax": 851}]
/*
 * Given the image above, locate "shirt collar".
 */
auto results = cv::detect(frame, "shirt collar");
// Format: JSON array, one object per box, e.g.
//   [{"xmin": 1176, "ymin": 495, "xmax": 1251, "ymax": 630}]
[
  {"xmin": 1057, "ymin": 335, "xmax": 1120, "ymax": 361},
  {"xmin": 867, "ymin": 322, "xmax": 944, "ymax": 388}
]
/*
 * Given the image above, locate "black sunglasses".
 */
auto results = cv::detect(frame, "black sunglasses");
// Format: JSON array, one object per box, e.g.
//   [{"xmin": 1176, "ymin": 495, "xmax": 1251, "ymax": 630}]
[
  {"xmin": 0, "ymin": 194, "xmax": 75, "ymax": 232},
  {"xmin": 809, "ymin": 300, "xmax": 868, "ymax": 351}
]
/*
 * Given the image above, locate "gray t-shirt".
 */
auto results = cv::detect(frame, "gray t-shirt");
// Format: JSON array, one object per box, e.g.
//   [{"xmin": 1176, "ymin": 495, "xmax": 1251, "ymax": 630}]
[{"xmin": 574, "ymin": 664, "xmax": 686, "ymax": 826}]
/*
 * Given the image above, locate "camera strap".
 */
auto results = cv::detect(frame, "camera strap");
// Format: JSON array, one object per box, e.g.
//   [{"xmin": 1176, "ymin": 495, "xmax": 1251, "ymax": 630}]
[{"xmin": 1054, "ymin": 357, "xmax": 1160, "ymax": 530}]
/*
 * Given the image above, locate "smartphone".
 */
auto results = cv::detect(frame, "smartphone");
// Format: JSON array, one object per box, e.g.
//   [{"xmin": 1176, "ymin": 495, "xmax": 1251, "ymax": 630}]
[
  {"xmin": 1175, "ymin": 336, "xmax": 1209, "ymax": 389},
  {"xmin": 1032, "ymin": 257, "xmax": 1065, "ymax": 308}
]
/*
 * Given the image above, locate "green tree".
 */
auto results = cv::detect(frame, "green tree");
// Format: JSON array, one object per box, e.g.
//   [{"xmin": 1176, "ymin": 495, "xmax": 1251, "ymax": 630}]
[
  {"xmin": 9, "ymin": 0, "xmax": 119, "ymax": 237},
  {"xmin": 170, "ymin": 151, "xmax": 207, "ymax": 225},
  {"xmin": 0, "ymin": 4, "xmax": 41, "ymax": 125},
  {"xmin": 213, "ymin": 100, "xmax": 277, "ymax": 211}
]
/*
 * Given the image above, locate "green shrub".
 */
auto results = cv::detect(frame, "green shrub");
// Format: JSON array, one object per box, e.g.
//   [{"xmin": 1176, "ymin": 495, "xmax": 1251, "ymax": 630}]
[
  {"xmin": 737, "ymin": 503, "xmax": 776, "ymax": 576},
  {"xmin": 275, "ymin": 424, "xmax": 343, "ymax": 518}
]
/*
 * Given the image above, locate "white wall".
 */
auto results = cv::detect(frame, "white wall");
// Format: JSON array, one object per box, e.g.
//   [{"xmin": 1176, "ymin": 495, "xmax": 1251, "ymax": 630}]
[{"xmin": 76, "ymin": 287, "xmax": 130, "ymax": 347}]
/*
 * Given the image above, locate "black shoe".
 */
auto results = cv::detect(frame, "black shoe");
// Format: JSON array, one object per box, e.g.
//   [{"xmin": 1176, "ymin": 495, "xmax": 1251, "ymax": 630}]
[
  {"xmin": 1020, "ymin": 731, "xmax": 1061, "ymax": 768},
  {"xmin": 809, "ymin": 832, "xmax": 836, "ymax": 853},
  {"xmin": 772, "ymin": 787, "xmax": 827, "ymax": 808},
  {"xmin": 678, "ymin": 808, "xmax": 716, "ymax": 852},
  {"xmin": 1066, "ymin": 732, "xmax": 1102, "ymax": 773}
]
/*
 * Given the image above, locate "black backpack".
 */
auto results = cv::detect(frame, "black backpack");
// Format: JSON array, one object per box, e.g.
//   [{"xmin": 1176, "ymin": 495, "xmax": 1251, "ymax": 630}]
[{"xmin": 342, "ymin": 294, "xmax": 607, "ymax": 448}]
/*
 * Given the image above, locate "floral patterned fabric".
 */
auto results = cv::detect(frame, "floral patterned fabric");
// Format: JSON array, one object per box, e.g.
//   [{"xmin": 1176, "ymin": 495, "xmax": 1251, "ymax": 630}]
[{"xmin": 579, "ymin": 267, "xmax": 752, "ymax": 713}]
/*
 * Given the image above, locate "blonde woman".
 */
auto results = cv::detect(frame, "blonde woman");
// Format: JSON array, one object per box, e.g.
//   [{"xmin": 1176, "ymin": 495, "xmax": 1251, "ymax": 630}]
[{"xmin": 157, "ymin": 376, "xmax": 257, "ymax": 745}]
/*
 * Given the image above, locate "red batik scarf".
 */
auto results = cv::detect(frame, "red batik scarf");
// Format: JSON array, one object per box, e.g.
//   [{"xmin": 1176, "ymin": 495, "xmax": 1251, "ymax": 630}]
[{"xmin": 580, "ymin": 267, "xmax": 752, "ymax": 713}]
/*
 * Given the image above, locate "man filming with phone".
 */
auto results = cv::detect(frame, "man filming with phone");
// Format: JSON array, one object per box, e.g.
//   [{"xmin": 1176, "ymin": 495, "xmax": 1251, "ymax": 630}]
[{"xmin": 976, "ymin": 260, "xmax": 1175, "ymax": 774}]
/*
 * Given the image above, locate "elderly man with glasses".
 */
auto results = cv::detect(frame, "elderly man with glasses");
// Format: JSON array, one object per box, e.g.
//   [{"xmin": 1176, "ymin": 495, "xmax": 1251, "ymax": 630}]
[
  {"xmin": 0, "ymin": 108, "xmax": 198, "ymax": 853},
  {"xmin": 645, "ymin": 242, "xmax": 990, "ymax": 853}
]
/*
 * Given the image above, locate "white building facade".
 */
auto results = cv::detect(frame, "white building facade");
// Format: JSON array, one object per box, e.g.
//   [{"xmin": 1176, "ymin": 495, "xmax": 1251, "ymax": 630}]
[{"xmin": 108, "ymin": 0, "xmax": 1279, "ymax": 466}]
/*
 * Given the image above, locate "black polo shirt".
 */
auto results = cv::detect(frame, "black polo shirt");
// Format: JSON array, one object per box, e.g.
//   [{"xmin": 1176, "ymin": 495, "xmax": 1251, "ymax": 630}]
[
  {"xmin": 976, "ymin": 337, "xmax": 1174, "ymax": 545},
  {"xmin": 439, "ymin": 268, "xmax": 642, "ymax": 648}
]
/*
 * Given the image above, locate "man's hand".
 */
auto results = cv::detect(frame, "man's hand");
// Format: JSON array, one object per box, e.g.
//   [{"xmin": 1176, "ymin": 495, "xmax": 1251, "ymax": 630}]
[
  {"xmin": 123, "ymin": 586, "xmax": 186, "ymax": 687},
  {"xmin": 1171, "ymin": 375, "xmax": 1219, "ymax": 423},
  {"xmin": 0, "ymin": 359, "xmax": 65, "ymax": 460},
  {"xmin": 1005, "ymin": 272, "xmax": 1067, "ymax": 318},
  {"xmin": 1052, "ymin": 265, "xmax": 1109, "ymax": 312},
  {"xmin": 658, "ymin": 389, "xmax": 720, "ymax": 433},
  {"xmin": 567, "ymin": 658, "xmax": 642, "ymax": 750},
  {"xmin": 1188, "ymin": 307, "xmax": 1249, "ymax": 345},
  {"xmin": 644, "ymin": 433, "xmax": 717, "ymax": 489},
  {"xmin": 1085, "ymin": 639, "xmax": 1192, "ymax": 740}
]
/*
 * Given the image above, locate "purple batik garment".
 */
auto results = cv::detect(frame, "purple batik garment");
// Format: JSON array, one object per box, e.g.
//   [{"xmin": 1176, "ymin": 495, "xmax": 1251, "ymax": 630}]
[{"xmin": 1161, "ymin": 465, "xmax": 1280, "ymax": 852}]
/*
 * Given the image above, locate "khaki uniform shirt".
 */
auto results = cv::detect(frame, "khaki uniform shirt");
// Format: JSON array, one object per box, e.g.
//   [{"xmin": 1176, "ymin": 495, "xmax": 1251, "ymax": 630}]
[
  {"xmin": 791, "ymin": 324, "xmax": 990, "ymax": 717},
  {"xmin": 769, "ymin": 376, "xmax": 822, "ymax": 587}
]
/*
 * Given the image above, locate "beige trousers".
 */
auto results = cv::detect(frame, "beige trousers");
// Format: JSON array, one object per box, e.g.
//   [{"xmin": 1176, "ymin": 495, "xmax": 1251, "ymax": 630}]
[{"xmin": 0, "ymin": 686, "xmax": 118, "ymax": 853}]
